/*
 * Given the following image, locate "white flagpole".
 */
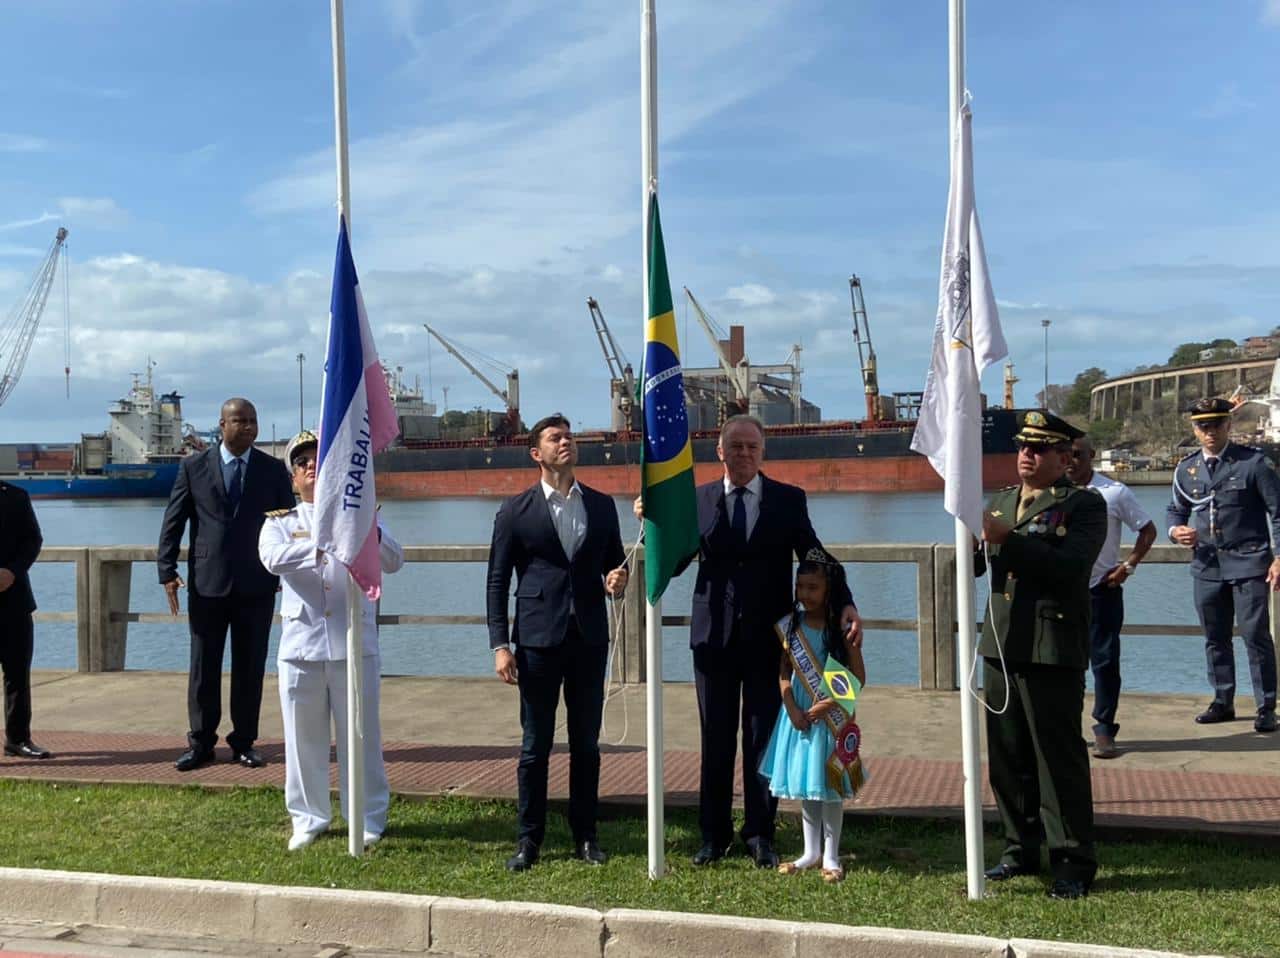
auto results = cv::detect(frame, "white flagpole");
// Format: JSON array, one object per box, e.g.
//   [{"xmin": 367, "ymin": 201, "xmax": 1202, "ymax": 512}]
[
  {"xmin": 949, "ymin": 0, "xmax": 986, "ymax": 901},
  {"xmin": 329, "ymin": 0, "xmax": 365, "ymax": 859},
  {"xmin": 641, "ymin": 0, "xmax": 665, "ymax": 881}
]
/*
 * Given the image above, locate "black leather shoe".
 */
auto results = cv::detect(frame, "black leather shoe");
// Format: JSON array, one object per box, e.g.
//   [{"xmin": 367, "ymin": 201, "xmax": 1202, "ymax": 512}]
[
  {"xmin": 1047, "ymin": 878, "xmax": 1090, "ymax": 900},
  {"xmin": 575, "ymin": 840, "xmax": 607, "ymax": 865},
  {"xmin": 4, "ymin": 740, "xmax": 52, "ymax": 760},
  {"xmin": 174, "ymin": 748, "xmax": 215, "ymax": 772},
  {"xmin": 1195, "ymin": 702, "xmax": 1235, "ymax": 724},
  {"xmin": 506, "ymin": 840, "xmax": 539, "ymax": 872},
  {"xmin": 985, "ymin": 862, "xmax": 1038, "ymax": 881},
  {"xmin": 232, "ymin": 748, "xmax": 265, "ymax": 768},
  {"xmin": 1256, "ymin": 710, "xmax": 1278, "ymax": 733},
  {"xmin": 691, "ymin": 842, "xmax": 728, "ymax": 866},
  {"xmin": 750, "ymin": 839, "xmax": 780, "ymax": 869}
]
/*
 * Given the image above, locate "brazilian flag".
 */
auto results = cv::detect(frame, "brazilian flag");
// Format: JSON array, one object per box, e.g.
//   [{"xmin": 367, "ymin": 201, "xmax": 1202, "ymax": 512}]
[
  {"xmin": 641, "ymin": 192, "xmax": 698, "ymax": 603},
  {"xmin": 823, "ymin": 655, "xmax": 861, "ymax": 716}
]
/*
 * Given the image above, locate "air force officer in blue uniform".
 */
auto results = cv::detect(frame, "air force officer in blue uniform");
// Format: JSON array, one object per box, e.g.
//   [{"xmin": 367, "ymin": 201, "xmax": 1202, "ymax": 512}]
[{"xmin": 1167, "ymin": 397, "xmax": 1280, "ymax": 733}]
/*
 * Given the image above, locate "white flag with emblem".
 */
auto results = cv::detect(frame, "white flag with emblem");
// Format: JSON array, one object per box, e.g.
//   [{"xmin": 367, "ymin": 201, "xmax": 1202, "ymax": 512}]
[{"xmin": 911, "ymin": 98, "xmax": 1007, "ymax": 538}]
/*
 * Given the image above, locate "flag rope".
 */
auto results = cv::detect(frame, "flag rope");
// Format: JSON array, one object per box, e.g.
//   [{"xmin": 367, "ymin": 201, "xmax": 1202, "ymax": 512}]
[{"xmin": 965, "ymin": 540, "xmax": 1011, "ymax": 716}]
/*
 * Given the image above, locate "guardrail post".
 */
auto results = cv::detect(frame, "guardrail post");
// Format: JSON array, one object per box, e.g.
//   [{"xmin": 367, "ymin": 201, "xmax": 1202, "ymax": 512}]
[
  {"xmin": 916, "ymin": 547, "xmax": 937, "ymax": 690},
  {"xmin": 73, "ymin": 548, "xmax": 91, "ymax": 673},
  {"xmin": 933, "ymin": 544, "xmax": 958, "ymax": 690},
  {"xmin": 619, "ymin": 552, "xmax": 646, "ymax": 684},
  {"xmin": 88, "ymin": 551, "xmax": 132, "ymax": 672}
]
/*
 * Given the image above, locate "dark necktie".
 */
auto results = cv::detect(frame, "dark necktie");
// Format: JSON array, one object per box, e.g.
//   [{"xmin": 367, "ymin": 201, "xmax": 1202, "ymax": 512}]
[
  {"xmin": 228, "ymin": 457, "xmax": 243, "ymax": 510},
  {"xmin": 1205, "ymin": 457, "xmax": 1218, "ymax": 479},
  {"xmin": 731, "ymin": 487, "xmax": 748, "ymax": 544}
]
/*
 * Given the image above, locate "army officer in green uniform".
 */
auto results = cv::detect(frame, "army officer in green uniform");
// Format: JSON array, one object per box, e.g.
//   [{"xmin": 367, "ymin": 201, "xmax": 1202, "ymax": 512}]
[{"xmin": 977, "ymin": 410, "xmax": 1106, "ymax": 900}]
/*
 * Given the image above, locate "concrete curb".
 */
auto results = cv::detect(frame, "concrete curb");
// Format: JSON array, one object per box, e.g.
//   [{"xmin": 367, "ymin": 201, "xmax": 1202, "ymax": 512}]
[{"xmin": 0, "ymin": 867, "xmax": 1223, "ymax": 958}]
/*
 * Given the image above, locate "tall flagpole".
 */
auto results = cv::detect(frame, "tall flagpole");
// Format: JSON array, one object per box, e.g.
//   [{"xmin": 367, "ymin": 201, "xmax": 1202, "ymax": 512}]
[
  {"xmin": 949, "ymin": 0, "xmax": 986, "ymax": 901},
  {"xmin": 641, "ymin": 0, "xmax": 665, "ymax": 881},
  {"xmin": 330, "ymin": 0, "xmax": 366, "ymax": 859}
]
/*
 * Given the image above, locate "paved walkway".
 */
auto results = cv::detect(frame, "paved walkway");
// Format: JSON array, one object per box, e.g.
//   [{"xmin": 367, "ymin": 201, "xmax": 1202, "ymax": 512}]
[{"xmin": 3, "ymin": 671, "xmax": 1278, "ymax": 841}]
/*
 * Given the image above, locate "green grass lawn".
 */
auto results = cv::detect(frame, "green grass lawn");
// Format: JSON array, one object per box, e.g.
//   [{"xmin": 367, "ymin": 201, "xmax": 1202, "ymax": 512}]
[{"xmin": 2, "ymin": 780, "xmax": 1278, "ymax": 957}]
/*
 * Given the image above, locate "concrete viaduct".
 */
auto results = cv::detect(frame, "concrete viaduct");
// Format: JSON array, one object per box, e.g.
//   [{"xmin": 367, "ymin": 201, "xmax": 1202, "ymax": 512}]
[{"xmin": 1089, "ymin": 356, "xmax": 1277, "ymax": 420}]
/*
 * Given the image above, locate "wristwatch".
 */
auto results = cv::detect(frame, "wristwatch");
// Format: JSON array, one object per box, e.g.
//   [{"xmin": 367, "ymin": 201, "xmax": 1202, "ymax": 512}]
[{"xmin": 1122, "ymin": 562, "xmax": 1137, "ymax": 574}]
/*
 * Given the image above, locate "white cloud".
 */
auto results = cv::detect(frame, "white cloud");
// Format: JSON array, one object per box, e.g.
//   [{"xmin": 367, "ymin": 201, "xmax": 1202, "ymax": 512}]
[
  {"xmin": 725, "ymin": 283, "xmax": 778, "ymax": 308},
  {"xmin": 1264, "ymin": 0, "xmax": 1280, "ymax": 26}
]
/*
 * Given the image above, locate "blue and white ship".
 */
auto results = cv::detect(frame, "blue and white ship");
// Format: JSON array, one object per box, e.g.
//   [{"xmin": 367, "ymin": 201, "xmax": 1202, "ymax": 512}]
[{"xmin": 0, "ymin": 369, "xmax": 191, "ymax": 499}]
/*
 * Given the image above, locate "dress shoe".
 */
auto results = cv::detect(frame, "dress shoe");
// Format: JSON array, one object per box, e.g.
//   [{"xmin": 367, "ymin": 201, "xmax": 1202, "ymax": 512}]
[
  {"xmin": 288, "ymin": 830, "xmax": 323, "ymax": 851},
  {"xmin": 4, "ymin": 740, "xmax": 52, "ymax": 760},
  {"xmin": 506, "ymin": 840, "xmax": 539, "ymax": 872},
  {"xmin": 1091, "ymin": 734, "xmax": 1118, "ymax": 759},
  {"xmin": 174, "ymin": 748, "xmax": 215, "ymax": 772},
  {"xmin": 1195, "ymin": 702, "xmax": 1235, "ymax": 725},
  {"xmin": 1256, "ymin": 710, "xmax": 1278, "ymax": 733},
  {"xmin": 984, "ymin": 862, "xmax": 1038, "ymax": 881},
  {"xmin": 749, "ymin": 839, "xmax": 780, "ymax": 869},
  {"xmin": 364, "ymin": 831, "xmax": 382, "ymax": 846},
  {"xmin": 231, "ymin": 748, "xmax": 265, "ymax": 768},
  {"xmin": 691, "ymin": 842, "xmax": 729, "ymax": 866},
  {"xmin": 1047, "ymin": 878, "xmax": 1090, "ymax": 900},
  {"xmin": 575, "ymin": 840, "xmax": 607, "ymax": 865}
]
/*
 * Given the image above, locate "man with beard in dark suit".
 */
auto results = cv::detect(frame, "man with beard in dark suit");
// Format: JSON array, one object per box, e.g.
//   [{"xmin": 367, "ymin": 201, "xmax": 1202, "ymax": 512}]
[
  {"xmin": 158, "ymin": 397, "xmax": 296, "ymax": 771},
  {"xmin": 0, "ymin": 480, "xmax": 52, "ymax": 761},
  {"xmin": 486, "ymin": 414, "xmax": 628, "ymax": 872}
]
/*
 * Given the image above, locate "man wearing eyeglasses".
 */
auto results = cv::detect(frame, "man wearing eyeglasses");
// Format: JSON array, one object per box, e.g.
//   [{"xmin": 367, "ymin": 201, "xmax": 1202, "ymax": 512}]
[
  {"xmin": 976, "ymin": 410, "xmax": 1106, "ymax": 900},
  {"xmin": 1166, "ymin": 397, "xmax": 1280, "ymax": 734},
  {"xmin": 1066, "ymin": 436, "xmax": 1156, "ymax": 759}
]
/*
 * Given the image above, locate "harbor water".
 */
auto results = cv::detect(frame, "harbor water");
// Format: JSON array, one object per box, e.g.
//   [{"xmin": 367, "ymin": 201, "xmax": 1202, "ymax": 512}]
[{"xmin": 28, "ymin": 487, "xmax": 1214, "ymax": 694}]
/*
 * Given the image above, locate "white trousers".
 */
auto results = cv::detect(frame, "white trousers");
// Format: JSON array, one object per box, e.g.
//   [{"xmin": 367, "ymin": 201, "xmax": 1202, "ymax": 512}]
[{"xmin": 278, "ymin": 655, "xmax": 390, "ymax": 838}]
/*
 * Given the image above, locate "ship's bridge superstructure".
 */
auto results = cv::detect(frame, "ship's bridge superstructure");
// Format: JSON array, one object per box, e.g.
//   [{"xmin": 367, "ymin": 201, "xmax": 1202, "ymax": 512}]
[{"xmin": 104, "ymin": 368, "xmax": 186, "ymax": 465}]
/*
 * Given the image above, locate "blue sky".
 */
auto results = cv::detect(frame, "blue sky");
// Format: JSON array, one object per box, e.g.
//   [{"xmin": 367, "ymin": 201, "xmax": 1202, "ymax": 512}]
[{"xmin": 2, "ymin": 0, "xmax": 1278, "ymax": 443}]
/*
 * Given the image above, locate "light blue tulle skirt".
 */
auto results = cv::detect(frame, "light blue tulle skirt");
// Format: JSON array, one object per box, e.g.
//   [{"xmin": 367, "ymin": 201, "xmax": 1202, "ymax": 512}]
[{"xmin": 760, "ymin": 625, "xmax": 864, "ymax": 801}]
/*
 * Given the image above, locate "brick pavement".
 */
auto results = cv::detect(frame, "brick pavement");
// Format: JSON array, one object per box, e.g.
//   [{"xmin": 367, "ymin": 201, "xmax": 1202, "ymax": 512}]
[{"xmin": 2, "ymin": 729, "xmax": 1278, "ymax": 841}]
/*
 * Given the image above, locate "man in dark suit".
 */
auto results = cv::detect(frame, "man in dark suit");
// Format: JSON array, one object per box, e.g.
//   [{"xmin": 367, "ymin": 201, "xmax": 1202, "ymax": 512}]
[
  {"xmin": 682, "ymin": 414, "xmax": 859, "ymax": 869},
  {"xmin": 158, "ymin": 398, "xmax": 296, "ymax": 771},
  {"xmin": 1167, "ymin": 396, "xmax": 1280, "ymax": 733},
  {"xmin": 0, "ymin": 480, "xmax": 52, "ymax": 760},
  {"xmin": 977, "ymin": 410, "xmax": 1106, "ymax": 900},
  {"xmin": 486, "ymin": 414, "xmax": 628, "ymax": 872}
]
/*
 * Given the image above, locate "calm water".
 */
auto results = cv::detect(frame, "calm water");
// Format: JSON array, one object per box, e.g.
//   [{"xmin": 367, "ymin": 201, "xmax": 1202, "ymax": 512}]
[{"xmin": 27, "ymin": 487, "xmax": 1215, "ymax": 693}]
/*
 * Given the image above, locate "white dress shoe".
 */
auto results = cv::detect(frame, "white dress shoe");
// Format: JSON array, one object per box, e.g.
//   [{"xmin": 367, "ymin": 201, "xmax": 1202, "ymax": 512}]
[
  {"xmin": 363, "ymin": 831, "xmax": 382, "ymax": 846},
  {"xmin": 288, "ymin": 830, "xmax": 322, "ymax": 851}
]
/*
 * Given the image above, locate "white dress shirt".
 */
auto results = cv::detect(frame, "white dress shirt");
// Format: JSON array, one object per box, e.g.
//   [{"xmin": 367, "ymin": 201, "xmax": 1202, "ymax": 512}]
[
  {"xmin": 1084, "ymin": 471, "xmax": 1153, "ymax": 589},
  {"xmin": 258, "ymin": 501, "xmax": 405, "ymax": 661},
  {"xmin": 722, "ymin": 472, "xmax": 763, "ymax": 540},
  {"xmin": 542, "ymin": 478, "xmax": 587, "ymax": 560}
]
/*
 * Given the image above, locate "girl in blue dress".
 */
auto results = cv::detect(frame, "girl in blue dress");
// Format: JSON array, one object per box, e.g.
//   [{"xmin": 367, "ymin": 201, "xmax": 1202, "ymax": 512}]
[{"xmin": 760, "ymin": 552, "xmax": 866, "ymax": 882}]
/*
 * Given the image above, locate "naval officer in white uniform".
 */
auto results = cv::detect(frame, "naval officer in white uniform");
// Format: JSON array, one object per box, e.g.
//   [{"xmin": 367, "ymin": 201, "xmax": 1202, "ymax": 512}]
[{"xmin": 258, "ymin": 430, "xmax": 405, "ymax": 850}]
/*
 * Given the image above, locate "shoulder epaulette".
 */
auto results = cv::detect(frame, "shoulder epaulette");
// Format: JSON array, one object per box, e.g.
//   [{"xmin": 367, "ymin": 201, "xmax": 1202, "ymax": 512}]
[
  {"xmin": 264, "ymin": 507, "xmax": 295, "ymax": 517},
  {"xmin": 1178, "ymin": 450, "xmax": 1200, "ymax": 463},
  {"xmin": 998, "ymin": 483, "xmax": 1019, "ymax": 492}
]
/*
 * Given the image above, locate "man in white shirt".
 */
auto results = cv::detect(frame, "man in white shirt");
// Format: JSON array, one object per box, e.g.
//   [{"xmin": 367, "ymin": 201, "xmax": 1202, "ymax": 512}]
[
  {"xmin": 258, "ymin": 430, "xmax": 405, "ymax": 851},
  {"xmin": 1067, "ymin": 436, "xmax": 1156, "ymax": 758}
]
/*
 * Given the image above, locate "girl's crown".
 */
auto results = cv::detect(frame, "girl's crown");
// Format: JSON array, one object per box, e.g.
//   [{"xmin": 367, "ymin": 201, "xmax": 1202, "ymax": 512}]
[{"xmin": 803, "ymin": 547, "xmax": 839, "ymax": 566}]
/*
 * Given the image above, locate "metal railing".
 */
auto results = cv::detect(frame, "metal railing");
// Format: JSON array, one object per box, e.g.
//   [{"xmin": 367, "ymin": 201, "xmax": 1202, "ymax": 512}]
[{"xmin": 31, "ymin": 543, "xmax": 1261, "ymax": 688}]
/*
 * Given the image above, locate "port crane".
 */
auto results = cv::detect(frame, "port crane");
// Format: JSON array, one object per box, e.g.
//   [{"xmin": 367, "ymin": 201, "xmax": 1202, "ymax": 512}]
[
  {"xmin": 586, "ymin": 297, "xmax": 636, "ymax": 431},
  {"xmin": 848, "ymin": 275, "xmax": 883, "ymax": 422},
  {"xmin": 683, "ymin": 287, "xmax": 803, "ymax": 421},
  {"xmin": 0, "ymin": 227, "xmax": 70, "ymax": 408},
  {"xmin": 422, "ymin": 324, "xmax": 520, "ymax": 436}
]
